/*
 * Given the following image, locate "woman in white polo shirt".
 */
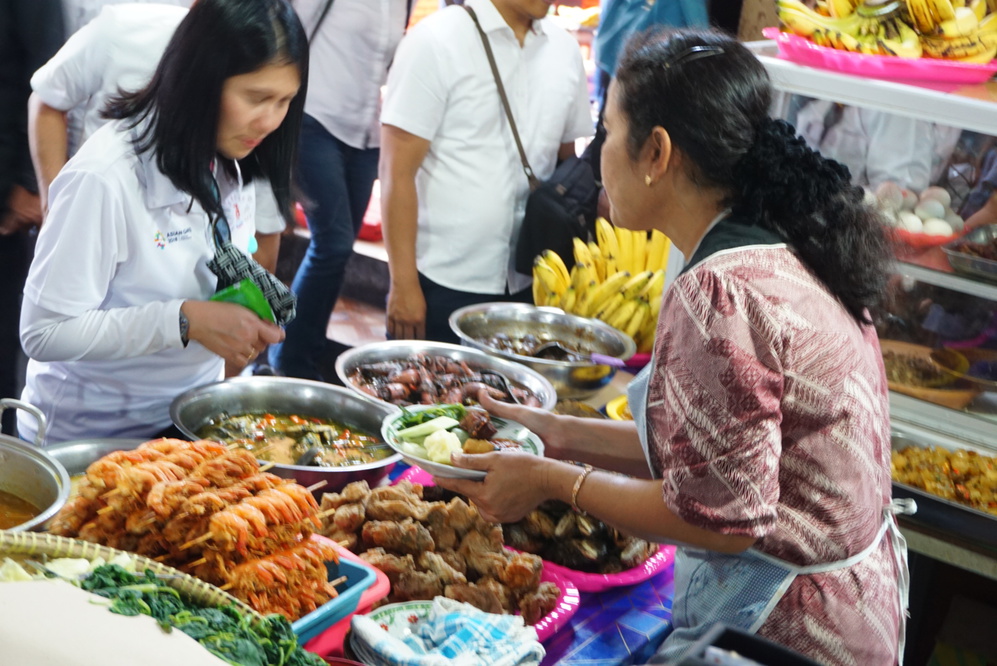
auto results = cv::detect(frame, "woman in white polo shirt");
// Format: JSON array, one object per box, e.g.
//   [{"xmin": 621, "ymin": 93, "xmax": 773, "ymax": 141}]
[{"xmin": 18, "ymin": 0, "xmax": 308, "ymax": 444}]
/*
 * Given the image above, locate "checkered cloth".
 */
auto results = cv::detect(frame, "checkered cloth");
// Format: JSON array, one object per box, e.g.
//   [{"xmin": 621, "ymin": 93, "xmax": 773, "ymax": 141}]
[
  {"xmin": 207, "ymin": 239, "xmax": 295, "ymax": 326},
  {"xmin": 351, "ymin": 597, "xmax": 545, "ymax": 666}
]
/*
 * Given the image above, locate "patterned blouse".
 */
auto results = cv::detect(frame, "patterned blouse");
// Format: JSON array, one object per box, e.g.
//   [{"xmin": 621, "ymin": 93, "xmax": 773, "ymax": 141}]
[{"xmin": 646, "ymin": 220, "xmax": 900, "ymax": 666}]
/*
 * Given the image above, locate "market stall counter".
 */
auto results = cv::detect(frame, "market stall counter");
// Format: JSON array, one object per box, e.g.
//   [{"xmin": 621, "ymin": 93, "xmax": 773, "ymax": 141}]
[
  {"xmin": 386, "ymin": 461, "xmax": 677, "ymax": 665},
  {"xmin": 541, "ymin": 567, "xmax": 675, "ymax": 665},
  {"xmin": 537, "ymin": 368, "xmax": 679, "ymax": 664}
]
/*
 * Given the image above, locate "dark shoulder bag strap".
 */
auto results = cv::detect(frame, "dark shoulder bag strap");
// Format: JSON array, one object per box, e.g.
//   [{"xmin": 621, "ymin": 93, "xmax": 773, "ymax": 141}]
[
  {"xmin": 462, "ymin": 5, "xmax": 540, "ymax": 190},
  {"xmin": 309, "ymin": 0, "xmax": 335, "ymax": 43}
]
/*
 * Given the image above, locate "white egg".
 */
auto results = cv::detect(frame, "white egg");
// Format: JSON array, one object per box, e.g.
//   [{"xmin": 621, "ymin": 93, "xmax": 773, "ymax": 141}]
[
  {"xmin": 922, "ymin": 218, "xmax": 954, "ymax": 237},
  {"xmin": 945, "ymin": 209, "xmax": 965, "ymax": 233},
  {"xmin": 901, "ymin": 188, "xmax": 919, "ymax": 211},
  {"xmin": 914, "ymin": 199, "xmax": 946, "ymax": 221},
  {"xmin": 897, "ymin": 211, "xmax": 923, "ymax": 232},
  {"xmin": 919, "ymin": 186, "xmax": 952, "ymax": 209},
  {"xmin": 875, "ymin": 181, "xmax": 904, "ymax": 211}
]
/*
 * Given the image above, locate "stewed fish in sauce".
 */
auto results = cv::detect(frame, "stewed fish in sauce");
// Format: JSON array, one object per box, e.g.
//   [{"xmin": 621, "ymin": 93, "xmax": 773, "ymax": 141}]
[{"xmin": 198, "ymin": 412, "xmax": 389, "ymax": 467}]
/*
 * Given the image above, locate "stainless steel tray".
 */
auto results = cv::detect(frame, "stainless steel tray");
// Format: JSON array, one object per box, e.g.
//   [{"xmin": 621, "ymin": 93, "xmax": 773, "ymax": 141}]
[
  {"xmin": 891, "ymin": 432, "xmax": 997, "ymax": 549},
  {"xmin": 942, "ymin": 224, "xmax": 997, "ymax": 283}
]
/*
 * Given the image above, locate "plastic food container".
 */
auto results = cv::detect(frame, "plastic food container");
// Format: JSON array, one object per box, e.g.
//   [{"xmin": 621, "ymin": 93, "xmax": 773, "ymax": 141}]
[
  {"xmin": 302, "ymin": 542, "xmax": 391, "ymax": 658},
  {"xmin": 293, "ymin": 536, "xmax": 379, "ymax": 645}
]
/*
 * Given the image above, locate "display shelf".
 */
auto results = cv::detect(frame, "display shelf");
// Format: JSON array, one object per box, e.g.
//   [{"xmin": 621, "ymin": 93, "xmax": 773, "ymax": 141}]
[
  {"xmin": 745, "ymin": 40, "xmax": 997, "ymax": 136},
  {"xmin": 893, "ymin": 259, "xmax": 997, "ymax": 302}
]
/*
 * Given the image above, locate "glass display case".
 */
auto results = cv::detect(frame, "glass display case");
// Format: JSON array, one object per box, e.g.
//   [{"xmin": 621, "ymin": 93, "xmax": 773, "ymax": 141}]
[
  {"xmin": 747, "ymin": 41, "xmax": 997, "ymax": 663},
  {"xmin": 748, "ymin": 39, "xmax": 997, "ymax": 558}
]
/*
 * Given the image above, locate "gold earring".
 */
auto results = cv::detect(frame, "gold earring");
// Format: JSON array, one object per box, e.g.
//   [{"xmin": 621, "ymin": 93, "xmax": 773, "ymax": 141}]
[{"xmin": 644, "ymin": 174, "xmax": 652, "ymax": 187}]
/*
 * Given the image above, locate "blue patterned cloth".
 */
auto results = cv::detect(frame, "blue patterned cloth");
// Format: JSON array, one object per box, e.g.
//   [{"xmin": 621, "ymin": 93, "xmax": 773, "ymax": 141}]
[{"xmin": 351, "ymin": 597, "xmax": 545, "ymax": 666}]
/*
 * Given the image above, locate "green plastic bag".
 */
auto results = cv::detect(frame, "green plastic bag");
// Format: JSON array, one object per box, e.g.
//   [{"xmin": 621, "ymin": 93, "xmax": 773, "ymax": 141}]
[{"xmin": 210, "ymin": 278, "xmax": 276, "ymax": 323}]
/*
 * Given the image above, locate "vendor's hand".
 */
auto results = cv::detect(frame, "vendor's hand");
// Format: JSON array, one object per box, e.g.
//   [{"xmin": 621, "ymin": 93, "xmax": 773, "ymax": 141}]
[
  {"xmin": 476, "ymin": 391, "xmax": 568, "ymax": 456},
  {"xmin": 435, "ymin": 450, "xmax": 551, "ymax": 523},
  {"xmin": 386, "ymin": 281, "xmax": 426, "ymax": 340},
  {"xmin": 182, "ymin": 300, "xmax": 284, "ymax": 368}
]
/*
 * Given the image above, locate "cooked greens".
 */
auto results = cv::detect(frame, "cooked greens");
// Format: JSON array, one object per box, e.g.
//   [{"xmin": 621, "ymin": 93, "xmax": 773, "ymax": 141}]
[
  {"xmin": 396, "ymin": 403, "xmax": 467, "ymax": 430},
  {"xmin": 79, "ymin": 565, "xmax": 325, "ymax": 666}
]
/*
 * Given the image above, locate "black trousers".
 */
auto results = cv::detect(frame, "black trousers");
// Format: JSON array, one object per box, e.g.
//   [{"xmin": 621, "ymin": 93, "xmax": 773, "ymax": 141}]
[
  {"xmin": 418, "ymin": 273, "xmax": 531, "ymax": 345},
  {"xmin": 0, "ymin": 230, "xmax": 32, "ymax": 435}
]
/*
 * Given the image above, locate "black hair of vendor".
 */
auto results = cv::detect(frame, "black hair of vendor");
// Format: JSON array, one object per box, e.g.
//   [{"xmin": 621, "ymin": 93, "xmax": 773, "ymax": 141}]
[{"xmin": 615, "ymin": 28, "xmax": 890, "ymax": 324}]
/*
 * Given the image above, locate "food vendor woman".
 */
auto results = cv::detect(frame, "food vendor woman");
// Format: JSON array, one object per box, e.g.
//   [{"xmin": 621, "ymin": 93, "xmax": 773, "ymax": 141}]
[
  {"xmin": 440, "ymin": 29, "xmax": 912, "ymax": 666},
  {"xmin": 18, "ymin": 0, "xmax": 307, "ymax": 444}
]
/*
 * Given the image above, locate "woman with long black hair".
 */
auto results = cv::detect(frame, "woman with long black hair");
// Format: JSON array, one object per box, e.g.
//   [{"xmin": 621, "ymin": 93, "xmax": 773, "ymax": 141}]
[
  {"xmin": 440, "ymin": 28, "xmax": 910, "ymax": 666},
  {"xmin": 19, "ymin": 0, "xmax": 308, "ymax": 443}
]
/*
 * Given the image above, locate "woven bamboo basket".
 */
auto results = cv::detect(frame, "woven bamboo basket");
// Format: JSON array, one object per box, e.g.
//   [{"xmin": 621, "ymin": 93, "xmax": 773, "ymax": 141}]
[{"xmin": 0, "ymin": 530, "xmax": 261, "ymax": 619}]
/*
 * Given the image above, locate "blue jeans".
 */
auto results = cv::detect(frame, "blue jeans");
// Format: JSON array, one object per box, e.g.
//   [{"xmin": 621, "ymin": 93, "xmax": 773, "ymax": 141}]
[{"xmin": 269, "ymin": 115, "xmax": 380, "ymax": 379}]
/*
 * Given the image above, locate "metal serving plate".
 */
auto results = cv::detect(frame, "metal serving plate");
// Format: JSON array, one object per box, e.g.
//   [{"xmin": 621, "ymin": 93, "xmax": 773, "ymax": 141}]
[
  {"xmin": 335, "ymin": 339, "xmax": 558, "ymax": 410},
  {"xmin": 44, "ymin": 438, "xmax": 145, "ymax": 476},
  {"xmin": 942, "ymin": 224, "xmax": 997, "ymax": 283},
  {"xmin": 891, "ymin": 431, "xmax": 997, "ymax": 549}
]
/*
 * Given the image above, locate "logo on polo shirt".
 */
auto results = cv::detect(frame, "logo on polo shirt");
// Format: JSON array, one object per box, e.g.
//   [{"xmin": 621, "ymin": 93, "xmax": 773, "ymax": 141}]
[
  {"xmin": 153, "ymin": 230, "xmax": 166, "ymax": 249},
  {"xmin": 165, "ymin": 227, "xmax": 194, "ymax": 244}
]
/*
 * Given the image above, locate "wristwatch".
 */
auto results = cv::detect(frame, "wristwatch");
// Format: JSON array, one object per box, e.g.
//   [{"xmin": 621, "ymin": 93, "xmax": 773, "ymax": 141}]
[{"xmin": 179, "ymin": 309, "xmax": 190, "ymax": 348}]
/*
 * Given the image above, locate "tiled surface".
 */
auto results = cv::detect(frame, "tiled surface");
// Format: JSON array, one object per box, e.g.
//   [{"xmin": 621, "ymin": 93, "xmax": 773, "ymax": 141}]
[
  {"xmin": 326, "ymin": 296, "xmax": 387, "ymax": 348},
  {"xmin": 541, "ymin": 569, "xmax": 675, "ymax": 666}
]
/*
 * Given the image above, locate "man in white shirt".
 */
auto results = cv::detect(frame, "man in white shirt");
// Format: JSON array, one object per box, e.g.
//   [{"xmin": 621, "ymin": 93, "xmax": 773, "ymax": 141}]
[
  {"xmin": 268, "ymin": 0, "xmax": 410, "ymax": 380},
  {"xmin": 380, "ymin": 0, "xmax": 593, "ymax": 342},
  {"xmin": 28, "ymin": 2, "xmax": 285, "ymax": 271},
  {"xmin": 794, "ymin": 99, "xmax": 960, "ymax": 194}
]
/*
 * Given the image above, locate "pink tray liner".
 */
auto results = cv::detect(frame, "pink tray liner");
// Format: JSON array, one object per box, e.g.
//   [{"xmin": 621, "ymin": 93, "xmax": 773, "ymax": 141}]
[
  {"xmin": 762, "ymin": 27, "xmax": 997, "ymax": 93},
  {"xmin": 397, "ymin": 466, "xmax": 676, "ymax": 593}
]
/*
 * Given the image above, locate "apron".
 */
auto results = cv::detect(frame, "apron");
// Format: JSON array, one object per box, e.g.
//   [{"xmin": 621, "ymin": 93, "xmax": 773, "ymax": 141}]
[{"xmin": 627, "ymin": 364, "xmax": 916, "ymax": 664}]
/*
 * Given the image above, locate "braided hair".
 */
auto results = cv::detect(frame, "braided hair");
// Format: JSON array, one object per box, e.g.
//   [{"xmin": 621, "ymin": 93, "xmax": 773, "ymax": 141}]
[{"xmin": 615, "ymin": 29, "xmax": 889, "ymax": 324}]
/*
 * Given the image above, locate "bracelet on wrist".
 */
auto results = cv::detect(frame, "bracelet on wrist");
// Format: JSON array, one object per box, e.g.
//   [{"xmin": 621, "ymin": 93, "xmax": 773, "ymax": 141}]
[{"xmin": 570, "ymin": 463, "xmax": 594, "ymax": 515}]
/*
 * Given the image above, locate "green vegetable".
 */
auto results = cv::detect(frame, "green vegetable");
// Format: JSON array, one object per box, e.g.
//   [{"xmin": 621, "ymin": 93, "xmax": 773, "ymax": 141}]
[
  {"xmin": 396, "ymin": 416, "xmax": 460, "ymax": 442},
  {"xmin": 79, "ymin": 565, "xmax": 324, "ymax": 666},
  {"xmin": 396, "ymin": 404, "xmax": 467, "ymax": 430}
]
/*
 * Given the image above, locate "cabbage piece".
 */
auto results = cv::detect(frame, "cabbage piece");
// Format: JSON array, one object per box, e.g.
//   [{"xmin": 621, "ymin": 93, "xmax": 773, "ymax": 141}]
[{"xmin": 424, "ymin": 429, "xmax": 462, "ymax": 465}]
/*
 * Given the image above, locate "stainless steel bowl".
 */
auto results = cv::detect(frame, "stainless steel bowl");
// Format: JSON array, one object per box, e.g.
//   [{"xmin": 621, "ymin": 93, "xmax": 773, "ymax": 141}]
[
  {"xmin": 45, "ymin": 438, "xmax": 145, "ymax": 476},
  {"xmin": 448, "ymin": 303, "xmax": 636, "ymax": 400},
  {"xmin": 170, "ymin": 377, "xmax": 401, "ymax": 494},
  {"xmin": 0, "ymin": 400, "xmax": 71, "ymax": 531},
  {"xmin": 334, "ymin": 340, "xmax": 558, "ymax": 410}
]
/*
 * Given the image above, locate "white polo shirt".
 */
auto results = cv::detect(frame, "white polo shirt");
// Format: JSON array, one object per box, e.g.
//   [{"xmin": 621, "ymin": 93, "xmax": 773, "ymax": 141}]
[
  {"xmin": 19, "ymin": 119, "xmax": 256, "ymax": 444},
  {"xmin": 31, "ymin": 3, "xmax": 187, "ymax": 155},
  {"xmin": 30, "ymin": 2, "xmax": 285, "ymax": 234},
  {"xmin": 294, "ymin": 0, "xmax": 409, "ymax": 150},
  {"xmin": 381, "ymin": 0, "xmax": 593, "ymax": 294}
]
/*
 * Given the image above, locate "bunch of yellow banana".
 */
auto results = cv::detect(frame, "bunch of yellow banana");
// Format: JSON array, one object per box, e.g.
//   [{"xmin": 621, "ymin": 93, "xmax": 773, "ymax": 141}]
[
  {"xmin": 779, "ymin": 0, "xmax": 996, "ymax": 62},
  {"xmin": 918, "ymin": 4, "xmax": 997, "ymax": 62},
  {"xmin": 778, "ymin": 0, "xmax": 923, "ymax": 57},
  {"xmin": 532, "ymin": 221, "xmax": 672, "ymax": 353}
]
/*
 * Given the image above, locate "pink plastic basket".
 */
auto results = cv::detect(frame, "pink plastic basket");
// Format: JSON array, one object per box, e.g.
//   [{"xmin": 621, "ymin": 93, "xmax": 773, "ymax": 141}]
[{"xmin": 762, "ymin": 27, "xmax": 997, "ymax": 92}]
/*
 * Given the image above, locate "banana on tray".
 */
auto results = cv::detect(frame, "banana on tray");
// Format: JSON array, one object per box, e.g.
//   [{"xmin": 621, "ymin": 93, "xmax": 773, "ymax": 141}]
[
  {"xmin": 530, "ymin": 218, "xmax": 671, "ymax": 354},
  {"xmin": 776, "ymin": 0, "xmax": 997, "ymax": 63}
]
